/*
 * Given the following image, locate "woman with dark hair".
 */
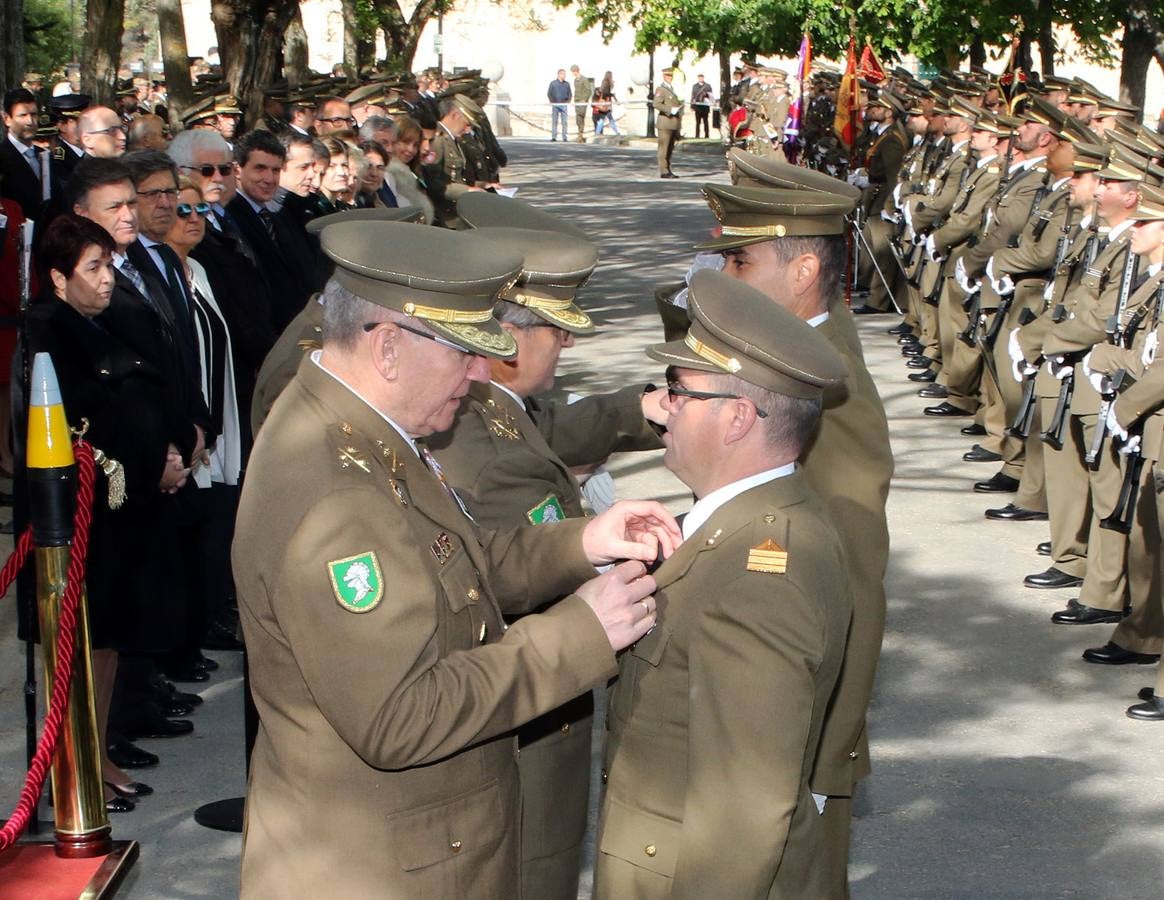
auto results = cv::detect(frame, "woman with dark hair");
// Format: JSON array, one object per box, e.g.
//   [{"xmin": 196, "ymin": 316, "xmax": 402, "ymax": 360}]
[
  {"xmin": 28, "ymin": 214, "xmax": 192, "ymax": 813},
  {"xmin": 354, "ymin": 140, "xmax": 392, "ymax": 208},
  {"xmin": 315, "ymin": 137, "xmax": 355, "ymax": 217},
  {"xmin": 387, "ymin": 117, "xmax": 435, "ymax": 223}
]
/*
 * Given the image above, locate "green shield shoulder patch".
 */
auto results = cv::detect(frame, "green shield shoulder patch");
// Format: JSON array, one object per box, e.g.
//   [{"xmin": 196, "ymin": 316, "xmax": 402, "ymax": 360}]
[
  {"xmin": 526, "ymin": 493, "xmax": 566, "ymax": 525},
  {"xmin": 327, "ymin": 551, "xmax": 384, "ymax": 612}
]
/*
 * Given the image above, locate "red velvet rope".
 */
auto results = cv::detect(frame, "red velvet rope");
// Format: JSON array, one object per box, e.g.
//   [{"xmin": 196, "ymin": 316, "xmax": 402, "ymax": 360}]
[{"xmin": 0, "ymin": 441, "xmax": 96, "ymax": 851}]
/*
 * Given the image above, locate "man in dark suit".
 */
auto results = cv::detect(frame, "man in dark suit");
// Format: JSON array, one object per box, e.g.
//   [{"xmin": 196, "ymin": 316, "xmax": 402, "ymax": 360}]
[
  {"xmin": 227, "ymin": 130, "xmax": 314, "ymax": 332},
  {"xmin": 2, "ymin": 88, "xmax": 48, "ymax": 220}
]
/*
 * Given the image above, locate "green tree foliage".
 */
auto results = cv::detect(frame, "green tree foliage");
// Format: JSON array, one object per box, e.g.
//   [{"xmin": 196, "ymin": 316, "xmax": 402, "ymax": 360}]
[{"xmin": 23, "ymin": 0, "xmax": 73, "ymax": 76}]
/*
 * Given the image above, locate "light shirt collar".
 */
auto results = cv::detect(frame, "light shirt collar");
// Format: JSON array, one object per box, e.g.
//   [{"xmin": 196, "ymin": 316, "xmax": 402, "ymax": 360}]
[
  {"xmin": 1017, "ymin": 155, "xmax": 1046, "ymax": 172},
  {"xmin": 951, "ymin": 139, "xmax": 970, "ymax": 154},
  {"xmin": 310, "ymin": 350, "xmax": 420, "ymax": 457},
  {"xmin": 1149, "ymin": 262, "xmax": 1162, "ymax": 277},
  {"xmin": 806, "ymin": 311, "xmax": 829, "ymax": 328},
  {"xmin": 976, "ymin": 153, "xmax": 998, "ymax": 168},
  {"xmin": 682, "ymin": 464, "xmax": 797, "ymax": 540},
  {"xmin": 63, "ymin": 139, "xmax": 84, "ymax": 156},
  {"xmin": 1109, "ymin": 219, "xmax": 1135, "ymax": 241},
  {"xmin": 7, "ymin": 132, "xmax": 34, "ymax": 157},
  {"xmin": 1052, "ymin": 176, "xmax": 1071, "ymax": 191},
  {"xmin": 490, "ymin": 380, "xmax": 525, "ymax": 409},
  {"xmin": 236, "ymin": 189, "xmax": 267, "ymax": 215}
]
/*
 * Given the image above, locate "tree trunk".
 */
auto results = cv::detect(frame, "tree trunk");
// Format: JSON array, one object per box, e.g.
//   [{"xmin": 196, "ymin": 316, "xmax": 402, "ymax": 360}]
[
  {"xmin": 968, "ymin": 37, "xmax": 986, "ymax": 69},
  {"xmin": 285, "ymin": 8, "xmax": 309, "ymax": 88},
  {"xmin": 375, "ymin": 0, "xmax": 439, "ymax": 72},
  {"xmin": 157, "ymin": 0, "xmax": 195, "ymax": 130},
  {"xmin": 82, "ymin": 0, "xmax": 127, "ymax": 105},
  {"xmin": 341, "ymin": 0, "xmax": 359, "ymax": 77},
  {"xmin": 1121, "ymin": 5, "xmax": 1154, "ymax": 109},
  {"xmin": 719, "ymin": 47, "xmax": 731, "ymax": 116},
  {"xmin": 213, "ymin": 0, "xmax": 298, "ymax": 130},
  {"xmin": 1037, "ymin": 19, "xmax": 1055, "ymax": 76},
  {"xmin": 0, "ymin": 0, "xmax": 26, "ymax": 95}
]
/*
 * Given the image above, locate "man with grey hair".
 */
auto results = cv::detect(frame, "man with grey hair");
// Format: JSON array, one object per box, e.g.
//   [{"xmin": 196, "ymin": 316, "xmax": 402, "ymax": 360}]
[
  {"xmin": 168, "ymin": 128, "xmax": 237, "ymax": 231},
  {"xmin": 233, "ymin": 219, "xmax": 680, "ymax": 897},
  {"xmin": 358, "ymin": 115, "xmax": 397, "ymax": 149}
]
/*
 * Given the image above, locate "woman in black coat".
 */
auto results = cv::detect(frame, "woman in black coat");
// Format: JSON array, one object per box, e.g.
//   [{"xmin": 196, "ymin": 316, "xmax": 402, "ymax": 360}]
[{"xmin": 28, "ymin": 215, "xmax": 191, "ymax": 812}]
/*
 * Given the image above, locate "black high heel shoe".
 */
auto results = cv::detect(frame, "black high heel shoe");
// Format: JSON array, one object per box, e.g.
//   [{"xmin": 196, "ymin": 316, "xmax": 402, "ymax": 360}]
[
  {"xmin": 105, "ymin": 780, "xmax": 153, "ymax": 799},
  {"xmin": 105, "ymin": 795, "xmax": 135, "ymax": 813}
]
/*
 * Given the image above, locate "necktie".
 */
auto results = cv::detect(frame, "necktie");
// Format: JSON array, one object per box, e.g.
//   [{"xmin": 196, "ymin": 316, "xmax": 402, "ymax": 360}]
[
  {"xmin": 157, "ymin": 244, "xmax": 191, "ymax": 320},
  {"xmin": 418, "ymin": 444, "xmax": 474, "ymax": 521},
  {"xmin": 24, "ymin": 147, "xmax": 40, "ymax": 180},
  {"xmin": 258, "ymin": 208, "xmax": 277, "ymax": 242},
  {"xmin": 120, "ymin": 258, "xmax": 148, "ymax": 297}
]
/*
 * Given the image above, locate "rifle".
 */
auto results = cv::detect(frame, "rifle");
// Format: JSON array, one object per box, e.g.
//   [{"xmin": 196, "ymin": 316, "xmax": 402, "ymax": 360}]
[
  {"xmin": 1100, "ymin": 434, "xmax": 1146, "ymax": 534},
  {"xmin": 1040, "ymin": 363, "xmax": 1074, "ymax": 450},
  {"xmin": 1051, "ymin": 207, "xmax": 1099, "ymax": 322}
]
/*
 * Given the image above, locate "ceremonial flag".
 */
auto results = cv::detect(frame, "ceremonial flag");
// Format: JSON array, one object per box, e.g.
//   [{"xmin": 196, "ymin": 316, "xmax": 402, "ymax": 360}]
[
  {"xmin": 997, "ymin": 36, "xmax": 1028, "ymax": 113},
  {"xmin": 834, "ymin": 36, "xmax": 860, "ymax": 151},
  {"xmin": 858, "ymin": 41, "xmax": 885, "ymax": 84},
  {"xmin": 784, "ymin": 32, "xmax": 811, "ymax": 161}
]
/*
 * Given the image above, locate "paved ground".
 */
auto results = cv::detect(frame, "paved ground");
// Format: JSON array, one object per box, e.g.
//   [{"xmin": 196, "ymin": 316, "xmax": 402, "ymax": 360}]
[{"xmin": 2, "ymin": 138, "xmax": 1164, "ymax": 898}]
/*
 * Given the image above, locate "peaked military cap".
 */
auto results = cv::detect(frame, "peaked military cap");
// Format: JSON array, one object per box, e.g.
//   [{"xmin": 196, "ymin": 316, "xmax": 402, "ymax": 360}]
[
  {"xmin": 182, "ymin": 95, "xmax": 218, "ymax": 126},
  {"xmin": 456, "ymin": 192, "xmax": 592, "ymax": 240},
  {"xmin": 1056, "ymin": 117, "xmax": 1099, "ymax": 145},
  {"xmin": 345, "ymin": 82, "xmax": 386, "ymax": 106},
  {"xmin": 213, "ymin": 94, "xmax": 243, "ymax": 116},
  {"xmin": 696, "ymin": 184, "xmax": 856, "ymax": 251},
  {"xmin": 50, "ymin": 93, "xmax": 90, "ymax": 120},
  {"xmin": 1131, "ymin": 184, "xmax": 1164, "ymax": 221},
  {"xmin": 452, "ymin": 93, "xmax": 484, "ymax": 123},
  {"xmin": 727, "ymin": 149, "xmax": 861, "ymax": 201},
  {"xmin": 1019, "ymin": 96, "xmax": 1069, "ymax": 129},
  {"xmin": 869, "ymin": 91, "xmax": 905, "ymax": 116},
  {"xmin": 1069, "ymin": 142, "xmax": 1108, "ymax": 174},
  {"xmin": 319, "ymin": 222, "xmax": 523, "ymax": 359},
  {"xmin": 470, "ymin": 228, "xmax": 599, "ymax": 334},
  {"xmin": 1094, "ymin": 98, "xmax": 1141, "ymax": 120},
  {"xmin": 1067, "ymin": 78, "xmax": 1105, "ymax": 106},
  {"xmin": 971, "ymin": 113, "xmax": 1010, "ymax": 136},
  {"xmin": 305, "ymin": 206, "xmax": 426, "ymax": 235},
  {"xmin": 647, "ymin": 269, "xmax": 846, "ymax": 399},
  {"xmin": 1096, "ymin": 145, "xmax": 1151, "ymax": 182}
]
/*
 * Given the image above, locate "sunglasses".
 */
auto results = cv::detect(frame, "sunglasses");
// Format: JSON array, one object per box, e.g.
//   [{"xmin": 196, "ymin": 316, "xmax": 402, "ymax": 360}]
[
  {"xmin": 181, "ymin": 164, "xmax": 234, "ymax": 177},
  {"xmin": 176, "ymin": 202, "xmax": 211, "ymax": 218}
]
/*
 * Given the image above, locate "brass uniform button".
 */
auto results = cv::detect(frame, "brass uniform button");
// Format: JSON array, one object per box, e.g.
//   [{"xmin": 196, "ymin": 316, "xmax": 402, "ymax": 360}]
[
  {"xmin": 644, "ymin": 844, "xmax": 657, "ymax": 858},
  {"xmin": 561, "ymin": 723, "xmax": 570, "ymax": 734},
  {"xmin": 467, "ymin": 588, "xmax": 480, "ymax": 602},
  {"xmin": 849, "ymin": 751, "xmax": 858, "ymax": 759},
  {"xmin": 450, "ymin": 839, "xmax": 462, "ymax": 853}
]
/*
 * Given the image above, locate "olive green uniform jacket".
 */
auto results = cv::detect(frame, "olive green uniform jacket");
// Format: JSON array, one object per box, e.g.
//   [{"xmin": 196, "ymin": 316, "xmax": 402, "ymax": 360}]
[
  {"xmin": 426, "ymin": 124, "xmax": 473, "ymax": 227},
  {"xmin": 234, "ymin": 356, "xmax": 617, "ymax": 898},
  {"xmin": 426, "ymin": 380, "xmax": 662, "ymax": 900},
  {"xmin": 594, "ymin": 472, "xmax": 852, "ymax": 899},
  {"xmin": 250, "ymin": 296, "xmax": 323, "ymax": 437},
  {"xmin": 804, "ymin": 314, "xmax": 893, "ymax": 796}
]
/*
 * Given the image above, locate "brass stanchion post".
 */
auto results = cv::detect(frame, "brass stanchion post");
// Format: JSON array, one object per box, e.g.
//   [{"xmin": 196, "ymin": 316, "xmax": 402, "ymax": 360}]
[{"xmin": 28, "ymin": 352, "xmax": 111, "ymax": 858}]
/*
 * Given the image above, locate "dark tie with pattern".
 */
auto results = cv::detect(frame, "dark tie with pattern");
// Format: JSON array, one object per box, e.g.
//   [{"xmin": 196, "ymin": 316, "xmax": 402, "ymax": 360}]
[{"xmin": 258, "ymin": 208, "xmax": 277, "ymax": 242}]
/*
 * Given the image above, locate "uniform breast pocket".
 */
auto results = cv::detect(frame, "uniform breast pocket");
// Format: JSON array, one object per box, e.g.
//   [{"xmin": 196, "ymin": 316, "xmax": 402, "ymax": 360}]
[
  {"xmin": 437, "ymin": 552, "xmax": 490, "ymax": 652},
  {"xmin": 611, "ymin": 626, "xmax": 672, "ymax": 726},
  {"xmin": 388, "ymin": 778, "xmax": 512, "ymax": 881}
]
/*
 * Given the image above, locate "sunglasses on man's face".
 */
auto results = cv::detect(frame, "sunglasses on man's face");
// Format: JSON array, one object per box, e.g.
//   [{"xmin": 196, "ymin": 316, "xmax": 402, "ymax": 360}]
[
  {"xmin": 176, "ymin": 202, "xmax": 211, "ymax": 219},
  {"xmin": 182, "ymin": 163, "xmax": 234, "ymax": 177}
]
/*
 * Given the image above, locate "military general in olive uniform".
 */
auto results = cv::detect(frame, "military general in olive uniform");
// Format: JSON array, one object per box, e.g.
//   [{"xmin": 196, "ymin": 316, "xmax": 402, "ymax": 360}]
[
  {"xmin": 594, "ymin": 269, "xmax": 853, "ymax": 898},
  {"xmin": 233, "ymin": 221, "xmax": 683, "ymax": 897},
  {"xmin": 653, "ymin": 68, "xmax": 683, "ymax": 179},
  {"xmin": 428, "ymin": 224, "xmax": 664, "ymax": 899}
]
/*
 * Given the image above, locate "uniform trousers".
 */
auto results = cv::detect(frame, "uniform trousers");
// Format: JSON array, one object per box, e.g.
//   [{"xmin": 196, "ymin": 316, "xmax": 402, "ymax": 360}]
[{"xmin": 1038, "ymin": 398, "xmax": 1091, "ymax": 579}]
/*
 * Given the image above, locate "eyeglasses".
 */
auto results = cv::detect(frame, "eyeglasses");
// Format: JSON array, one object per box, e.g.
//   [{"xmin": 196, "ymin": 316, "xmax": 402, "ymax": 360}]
[
  {"xmin": 181, "ymin": 164, "xmax": 234, "ymax": 177},
  {"xmin": 666, "ymin": 381, "xmax": 769, "ymax": 418},
  {"xmin": 176, "ymin": 202, "xmax": 211, "ymax": 218},
  {"xmin": 87, "ymin": 125, "xmax": 127, "ymax": 136},
  {"xmin": 363, "ymin": 320, "xmax": 470, "ymax": 355},
  {"xmin": 318, "ymin": 116, "xmax": 355, "ymax": 125},
  {"xmin": 136, "ymin": 187, "xmax": 179, "ymax": 200}
]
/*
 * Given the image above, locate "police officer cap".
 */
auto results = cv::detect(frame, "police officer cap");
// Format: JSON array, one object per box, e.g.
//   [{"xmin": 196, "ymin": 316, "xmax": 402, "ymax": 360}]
[
  {"xmin": 728, "ymin": 149, "xmax": 861, "ymax": 201},
  {"xmin": 647, "ymin": 269, "xmax": 846, "ymax": 400},
  {"xmin": 456, "ymin": 191, "xmax": 591, "ymax": 240},
  {"xmin": 50, "ymin": 93, "xmax": 91, "ymax": 119},
  {"xmin": 320, "ymin": 222, "xmax": 523, "ymax": 359},
  {"xmin": 696, "ymin": 184, "xmax": 856, "ymax": 251},
  {"xmin": 305, "ymin": 206, "xmax": 426, "ymax": 235},
  {"xmin": 470, "ymin": 228, "xmax": 599, "ymax": 334}
]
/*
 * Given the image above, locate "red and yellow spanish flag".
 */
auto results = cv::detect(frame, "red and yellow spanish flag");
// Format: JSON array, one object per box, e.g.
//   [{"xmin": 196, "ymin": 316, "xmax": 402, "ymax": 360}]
[{"xmin": 834, "ymin": 36, "xmax": 860, "ymax": 149}]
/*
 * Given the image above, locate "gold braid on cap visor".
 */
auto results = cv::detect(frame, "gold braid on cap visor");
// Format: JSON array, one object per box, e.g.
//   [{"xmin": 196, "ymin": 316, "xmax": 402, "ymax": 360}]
[
  {"xmin": 500, "ymin": 290, "xmax": 576, "ymax": 311},
  {"xmin": 720, "ymin": 223, "xmax": 788, "ymax": 238},
  {"xmin": 402, "ymin": 301, "xmax": 494, "ymax": 324},
  {"xmin": 684, "ymin": 333, "xmax": 742, "ymax": 373}
]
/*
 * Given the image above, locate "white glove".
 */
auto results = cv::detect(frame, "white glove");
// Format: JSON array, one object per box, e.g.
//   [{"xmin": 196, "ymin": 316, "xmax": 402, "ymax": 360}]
[
  {"xmin": 903, "ymin": 203, "xmax": 914, "ymax": 233},
  {"xmin": 880, "ymin": 209, "xmax": 897, "ymax": 223},
  {"xmin": 1107, "ymin": 404, "xmax": 1130, "ymax": 443},
  {"xmin": 1083, "ymin": 351, "xmax": 1111, "ymax": 395},
  {"xmin": 580, "ymin": 467, "xmax": 616, "ymax": 514},
  {"xmin": 846, "ymin": 168, "xmax": 869, "ymax": 189},
  {"xmin": 924, "ymin": 234, "xmax": 943, "ymax": 262},
  {"xmin": 1007, "ymin": 328, "xmax": 1025, "ymax": 366},
  {"xmin": 1144, "ymin": 331, "xmax": 1159, "ymax": 368},
  {"xmin": 892, "ymin": 182, "xmax": 903, "ymax": 206},
  {"xmin": 1049, "ymin": 356, "xmax": 1072, "ymax": 380},
  {"xmin": 986, "ymin": 258, "xmax": 996, "ymax": 282},
  {"xmin": 954, "ymin": 257, "xmax": 975, "ymax": 293},
  {"xmin": 1119, "ymin": 433, "xmax": 1142, "ymax": 456}
]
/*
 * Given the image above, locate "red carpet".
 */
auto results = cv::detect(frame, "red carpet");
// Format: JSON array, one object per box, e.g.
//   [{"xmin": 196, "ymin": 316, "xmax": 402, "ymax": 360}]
[{"xmin": 0, "ymin": 841, "xmax": 137, "ymax": 899}]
